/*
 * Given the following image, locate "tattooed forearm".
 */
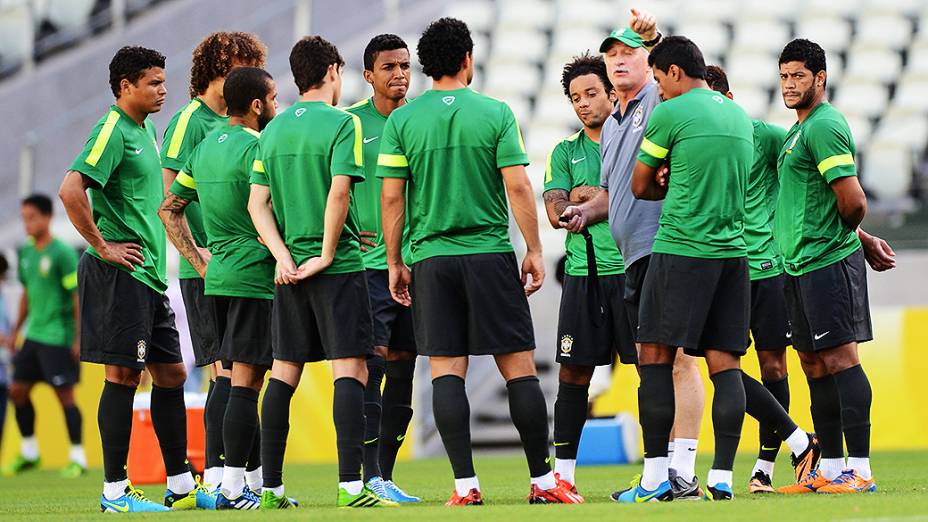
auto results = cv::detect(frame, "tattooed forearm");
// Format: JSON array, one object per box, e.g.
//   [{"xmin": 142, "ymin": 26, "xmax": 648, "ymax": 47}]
[
  {"xmin": 569, "ymin": 185, "xmax": 602, "ymax": 204},
  {"xmin": 160, "ymin": 192, "xmax": 190, "ymax": 213},
  {"xmin": 543, "ymin": 189, "xmax": 571, "ymax": 216},
  {"xmin": 158, "ymin": 194, "xmax": 206, "ymax": 275}
]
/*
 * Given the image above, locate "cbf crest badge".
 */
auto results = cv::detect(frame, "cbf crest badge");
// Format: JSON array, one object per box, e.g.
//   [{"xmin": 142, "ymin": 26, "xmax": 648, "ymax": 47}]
[
  {"xmin": 39, "ymin": 256, "xmax": 51, "ymax": 276},
  {"xmin": 560, "ymin": 335, "xmax": 574, "ymax": 357},
  {"xmin": 632, "ymin": 106, "xmax": 644, "ymax": 129},
  {"xmin": 137, "ymin": 340, "xmax": 147, "ymax": 362}
]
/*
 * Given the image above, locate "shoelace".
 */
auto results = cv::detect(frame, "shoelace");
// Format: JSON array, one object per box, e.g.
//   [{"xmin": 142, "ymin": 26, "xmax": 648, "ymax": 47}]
[
  {"xmin": 193, "ymin": 475, "xmax": 213, "ymax": 494},
  {"xmin": 126, "ymin": 484, "xmax": 150, "ymax": 502},
  {"xmin": 627, "ymin": 474, "xmax": 643, "ymax": 489},
  {"xmin": 830, "ymin": 470, "xmax": 856, "ymax": 485}
]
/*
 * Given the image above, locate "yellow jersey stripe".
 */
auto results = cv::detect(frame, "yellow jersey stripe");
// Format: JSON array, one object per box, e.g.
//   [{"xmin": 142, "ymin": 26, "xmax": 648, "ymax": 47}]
[
  {"xmin": 252, "ymin": 159, "xmax": 265, "ymax": 173},
  {"xmin": 378, "ymin": 153, "xmax": 409, "ymax": 168},
  {"xmin": 85, "ymin": 111, "xmax": 121, "ymax": 167},
  {"xmin": 242, "ymin": 127, "xmax": 260, "ymax": 138},
  {"xmin": 544, "ymin": 149, "xmax": 555, "ymax": 183},
  {"xmin": 61, "ymin": 272, "xmax": 78, "ymax": 291},
  {"xmin": 515, "ymin": 121, "xmax": 527, "ymax": 153},
  {"xmin": 817, "ymin": 153, "xmax": 855, "ymax": 175},
  {"xmin": 347, "ymin": 98, "xmax": 369, "ymax": 109},
  {"xmin": 640, "ymin": 138, "xmax": 669, "ymax": 160},
  {"xmin": 166, "ymin": 99, "xmax": 202, "ymax": 159},
  {"xmin": 175, "ymin": 171, "xmax": 197, "ymax": 189},
  {"xmin": 565, "ymin": 130, "xmax": 582, "ymax": 142},
  {"xmin": 348, "ymin": 113, "xmax": 363, "ymax": 166}
]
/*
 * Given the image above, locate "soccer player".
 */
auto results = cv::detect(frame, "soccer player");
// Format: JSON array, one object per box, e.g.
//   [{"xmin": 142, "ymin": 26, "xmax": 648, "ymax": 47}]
[
  {"xmin": 379, "ymin": 17, "xmax": 577, "ymax": 505},
  {"xmin": 775, "ymin": 39, "xmax": 885, "ymax": 494},
  {"xmin": 542, "ymin": 53, "xmax": 636, "ymax": 500},
  {"xmin": 59, "ymin": 46, "xmax": 210, "ymax": 512},
  {"xmin": 561, "ymin": 11, "xmax": 708, "ymax": 500},
  {"xmin": 346, "ymin": 33, "xmax": 420, "ymax": 503},
  {"xmin": 248, "ymin": 35, "xmax": 396, "ymax": 509},
  {"xmin": 160, "ymin": 66, "xmax": 278, "ymax": 510},
  {"xmin": 4, "ymin": 194, "xmax": 85, "ymax": 478},
  {"xmin": 160, "ymin": 31, "xmax": 267, "ymax": 493}
]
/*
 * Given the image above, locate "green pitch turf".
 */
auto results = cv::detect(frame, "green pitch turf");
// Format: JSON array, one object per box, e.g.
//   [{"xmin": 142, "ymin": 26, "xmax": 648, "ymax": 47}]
[{"xmin": 2, "ymin": 450, "xmax": 927, "ymax": 521}]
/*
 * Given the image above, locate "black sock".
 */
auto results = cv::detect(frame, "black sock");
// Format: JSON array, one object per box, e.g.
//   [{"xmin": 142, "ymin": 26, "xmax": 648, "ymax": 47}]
[
  {"xmin": 833, "ymin": 365, "xmax": 872, "ymax": 458},
  {"xmin": 334, "ymin": 377, "xmax": 365, "ymax": 483},
  {"xmin": 99, "ymin": 381, "xmax": 136, "ymax": 482},
  {"xmin": 638, "ymin": 364, "xmax": 674, "ymax": 459},
  {"xmin": 508, "ymin": 376, "xmax": 551, "ymax": 478},
  {"xmin": 223, "ymin": 386, "xmax": 259, "ymax": 468},
  {"xmin": 63, "ymin": 404, "xmax": 83, "ymax": 445},
  {"xmin": 363, "ymin": 356, "xmax": 385, "ymax": 482},
  {"xmin": 432, "ymin": 375, "xmax": 474, "ymax": 478},
  {"xmin": 379, "ymin": 360, "xmax": 415, "ymax": 481},
  {"xmin": 553, "ymin": 381, "xmax": 589, "ymax": 460},
  {"xmin": 261, "ymin": 378, "xmax": 294, "ymax": 489},
  {"xmin": 205, "ymin": 377, "xmax": 230, "ymax": 470},
  {"xmin": 710, "ymin": 369, "xmax": 745, "ymax": 471},
  {"xmin": 808, "ymin": 375, "xmax": 844, "ymax": 459},
  {"xmin": 151, "ymin": 384, "xmax": 190, "ymax": 477},
  {"xmin": 758, "ymin": 376, "xmax": 790, "ymax": 462},
  {"xmin": 742, "ymin": 371, "xmax": 797, "ymax": 445},
  {"xmin": 246, "ymin": 423, "xmax": 261, "ymax": 472},
  {"xmin": 14, "ymin": 399, "xmax": 36, "ymax": 438}
]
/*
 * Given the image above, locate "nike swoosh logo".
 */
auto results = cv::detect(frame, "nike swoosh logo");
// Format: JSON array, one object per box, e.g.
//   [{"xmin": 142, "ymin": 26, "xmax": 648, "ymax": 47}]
[
  {"xmin": 813, "ymin": 331, "xmax": 830, "ymax": 341},
  {"xmin": 364, "ymin": 437, "xmax": 378, "ymax": 445},
  {"xmin": 571, "ymin": 157, "xmax": 586, "ymax": 164},
  {"xmin": 363, "ymin": 136, "xmax": 379, "ymax": 144},
  {"xmin": 761, "ymin": 445, "xmax": 779, "ymax": 451},
  {"xmin": 786, "ymin": 331, "xmax": 793, "ymax": 339},
  {"xmin": 134, "ymin": 148, "xmax": 144, "ymax": 155},
  {"xmin": 102, "ymin": 500, "xmax": 130, "ymax": 512},
  {"xmin": 553, "ymin": 442, "xmax": 570, "ymax": 447},
  {"xmin": 396, "ymin": 434, "xmax": 405, "ymax": 442},
  {"xmin": 634, "ymin": 489, "xmax": 660, "ymax": 502}
]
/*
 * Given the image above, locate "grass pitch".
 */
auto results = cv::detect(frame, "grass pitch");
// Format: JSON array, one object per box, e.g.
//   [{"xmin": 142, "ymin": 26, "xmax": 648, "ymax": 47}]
[{"xmin": 1, "ymin": 450, "xmax": 927, "ymax": 521}]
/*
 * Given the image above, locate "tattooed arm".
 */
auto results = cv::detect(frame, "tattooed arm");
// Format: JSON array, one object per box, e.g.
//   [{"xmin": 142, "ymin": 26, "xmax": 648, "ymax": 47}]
[
  {"xmin": 158, "ymin": 192, "xmax": 210, "ymax": 278},
  {"xmin": 569, "ymin": 185, "xmax": 603, "ymax": 204},
  {"xmin": 543, "ymin": 189, "xmax": 570, "ymax": 229}
]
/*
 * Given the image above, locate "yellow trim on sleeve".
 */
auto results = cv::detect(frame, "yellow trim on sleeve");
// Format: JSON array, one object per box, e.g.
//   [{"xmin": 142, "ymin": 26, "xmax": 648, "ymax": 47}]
[
  {"xmin": 252, "ymin": 159, "xmax": 265, "ymax": 173},
  {"xmin": 817, "ymin": 153, "xmax": 855, "ymax": 175},
  {"xmin": 640, "ymin": 138, "xmax": 669, "ymax": 160},
  {"xmin": 175, "ymin": 171, "xmax": 197, "ymax": 189},
  {"xmin": 61, "ymin": 271, "xmax": 78, "ymax": 291},
  {"xmin": 85, "ymin": 111, "xmax": 121, "ymax": 167},
  {"xmin": 348, "ymin": 113, "xmax": 363, "ymax": 166},
  {"xmin": 166, "ymin": 99, "xmax": 202, "ymax": 159},
  {"xmin": 515, "ymin": 120, "xmax": 527, "ymax": 153},
  {"xmin": 378, "ymin": 154, "xmax": 409, "ymax": 168},
  {"xmin": 544, "ymin": 149, "xmax": 555, "ymax": 183}
]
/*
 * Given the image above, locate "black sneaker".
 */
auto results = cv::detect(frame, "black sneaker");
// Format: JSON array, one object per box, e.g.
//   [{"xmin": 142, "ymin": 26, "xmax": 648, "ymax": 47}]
[
  {"xmin": 705, "ymin": 484, "xmax": 733, "ymax": 501},
  {"xmin": 791, "ymin": 433, "xmax": 821, "ymax": 483},
  {"xmin": 668, "ymin": 468, "xmax": 703, "ymax": 501},
  {"xmin": 748, "ymin": 471, "xmax": 776, "ymax": 494}
]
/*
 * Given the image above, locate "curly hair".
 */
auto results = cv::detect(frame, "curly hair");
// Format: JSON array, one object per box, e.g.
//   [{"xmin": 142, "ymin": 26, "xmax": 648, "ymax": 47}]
[
  {"xmin": 705, "ymin": 64, "xmax": 730, "ymax": 94},
  {"xmin": 417, "ymin": 17, "xmax": 473, "ymax": 80},
  {"xmin": 779, "ymin": 38, "xmax": 827, "ymax": 76},
  {"xmin": 109, "ymin": 46, "xmax": 165, "ymax": 98},
  {"xmin": 363, "ymin": 34, "xmax": 408, "ymax": 71},
  {"xmin": 561, "ymin": 52, "xmax": 612, "ymax": 98},
  {"xmin": 290, "ymin": 35, "xmax": 344, "ymax": 94},
  {"xmin": 189, "ymin": 32, "xmax": 267, "ymax": 98}
]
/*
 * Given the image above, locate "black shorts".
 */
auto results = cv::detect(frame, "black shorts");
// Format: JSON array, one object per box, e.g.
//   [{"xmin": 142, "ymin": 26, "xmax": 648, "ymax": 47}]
[
  {"xmin": 272, "ymin": 271, "xmax": 374, "ymax": 363},
  {"xmin": 638, "ymin": 253, "xmax": 750, "ymax": 356},
  {"xmin": 12, "ymin": 339, "xmax": 79, "ymax": 387},
  {"xmin": 623, "ymin": 255, "xmax": 651, "ymax": 339},
  {"xmin": 784, "ymin": 248, "xmax": 872, "ymax": 353},
  {"xmin": 180, "ymin": 278, "xmax": 220, "ymax": 367},
  {"xmin": 411, "ymin": 252, "xmax": 535, "ymax": 357},
  {"xmin": 367, "ymin": 269, "xmax": 417, "ymax": 353},
  {"xmin": 77, "ymin": 254, "xmax": 182, "ymax": 370},
  {"xmin": 750, "ymin": 274, "xmax": 791, "ymax": 351},
  {"xmin": 214, "ymin": 296, "xmax": 272, "ymax": 369},
  {"xmin": 556, "ymin": 274, "xmax": 637, "ymax": 366}
]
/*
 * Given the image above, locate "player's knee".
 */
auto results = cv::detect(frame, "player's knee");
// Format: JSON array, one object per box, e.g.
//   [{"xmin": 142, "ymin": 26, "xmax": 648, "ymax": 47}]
[
  {"xmin": 495, "ymin": 351, "xmax": 537, "ymax": 381},
  {"xmin": 332, "ymin": 356, "xmax": 368, "ymax": 384},
  {"xmin": 9, "ymin": 384, "xmax": 29, "ymax": 405},
  {"xmin": 797, "ymin": 351, "xmax": 829, "ymax": 379},
  {"xmin": 758, "ymin": 351, "xmax": 788, "ymax": 381},
  {"xmin": 55, "ymin": 386, "xmax": 77, "ymax": 407},
  {"xmin": 148, "ymin": 363, "xmax": 186, "ymax": 389},
  {"xmin": 558, "ymin": 364, "xmax": 593, "ymax": 385},
  {"xmin": 820, "ymin": 343, "xmax": 860, "ymax": 375}
]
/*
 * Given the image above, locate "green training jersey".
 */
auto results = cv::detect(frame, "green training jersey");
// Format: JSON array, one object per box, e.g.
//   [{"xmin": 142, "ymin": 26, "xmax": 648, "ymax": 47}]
[
  {"xmin": 18, "ymin": 237, "xmax": 78, "ymax": 346},
  {"xmin": 638, "ymin": 88, "xmax": 753, "ymax": 259},
  {"xmin": 69, "ymin": 105, "xmax": 167, "ymax": 292},
  {"xmin": 746, "ymin": 120, "xmax": 788, "ymax": 280},
  {"xmin": 170, "ymin": 124, "xmax": 274, "ymax": 299},
  {"xmin": 250, "ymin": 101, "xmax": 365, "ymax": 274},
  {"xmin": 346, "ymin": 97, "xmax": 412, "ymax": 270},
  {"xmin": 776, "ymin": 102, "xmax": 862, "ymax": 276},
  {"xmin": 161, "ymin": 98, "xmax": 229, "ymax": 279},
  {"xmin": 544, "ymin": 131, "xmax": 625, "ymax": 276},
  {"xmin": 377, "ymin": 88, "xmax": 529, "ymax": 264}
]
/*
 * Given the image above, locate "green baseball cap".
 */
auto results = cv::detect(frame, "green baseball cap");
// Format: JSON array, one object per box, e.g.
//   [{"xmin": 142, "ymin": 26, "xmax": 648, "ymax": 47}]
[{"xmin": 599, "ymin": 27, "xmax": 644, "ymax": 52}]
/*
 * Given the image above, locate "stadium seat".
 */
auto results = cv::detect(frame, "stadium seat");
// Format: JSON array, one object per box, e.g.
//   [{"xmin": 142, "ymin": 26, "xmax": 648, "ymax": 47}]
[
  {"xmin": 824, "ymin": 50, "xmax": 845, "ymax": 84},
  {"xmin": 804, "ymin": 0, "xmax": 862, "ymax": 18},
  {"xmin": 725, "ymin": 51, "xmax": 779, "ymax": 90},
  {"xmin": 863, "ymin": 141, "xmax": 913, "ymax": 201},
  {"xmin": 679, "ymin": 0, "xmax": 736, "ymax": 24},
  {"xmin": 858, "ymin": 0, "xmax": 924, "ymax": 17},
  {"xmin": 873, "ymin": 112, "xmax": 928, "ymax": 150},
  {"xmin": 531, "ymin": 93, "xmax": 578, "ymax": 131},
  {"xmin": 502, "ymin": 94, "xmax": 533, "ymax": 126},
  {"xmin": 904, "ymin": 45, "xmax": 928, "ymax": 79},
  {"xmin": 855, "ymin": 15, "xmax": 913, "ymax": 51},
  {"xmin": 794, "ymin": 18, "xmax": 852, "ymax": 53},
  {"xmin": 340, "ymin": 69, "xmax": 364, "ymax": 106},
  {"xmin": 497, "ymin": 0, "xmax": 555, "ymax": 32},
  {"xmin": 732, "ymin": 19, "xmax": 792, "ymax": 55},
  {"xmin": 739, "ymin": 0, "xmax": 802, "ymax": 21},
  {"xmin": 673, "ymin": 20, "xmax": 729, "ymax": 60},
  {"xmin": 844, "ymin": 115, "xmax": 874, "ymax": 149},
  {"xmin": 833, "ymin": 82, "xmax": 889, "ymax": 119},
  {"xmin": 490, "ymin": 29, "xmax": 548, "ymax": 65},
  {"xmin": 551, "ymin": 28, "xmax": 602, "ymax": 63},
  {"xmin": 446, "ymin": 1, "xmax": 495, "ymax": 33},
  {"xmin": 46, "ymin": 0, "xmax": 94, "ymax": 31},
  {"xmin": 0, "ymin": 4, "xmax": 31, "ymax": 67},
  {"xmin": 889, "ymin": 78, "xmax": 928, "ymax": 114},
  {"xmin": 765, "ymin": 104, "xmax": 797, "ymax": 130},
  {"xmin": 844, "ymin": 47, "xmax": 902, "ymax": 84},
  {"xmin": 731, "ymin": 87, "xmax": 771, "ymax": 119},
  {"xmin": 483, "ymin": 61, "xmax": 542, "ymax": 99},
  {"xmin": 554, "ymin": 0, "xmax": 618, "ymax": 32}
]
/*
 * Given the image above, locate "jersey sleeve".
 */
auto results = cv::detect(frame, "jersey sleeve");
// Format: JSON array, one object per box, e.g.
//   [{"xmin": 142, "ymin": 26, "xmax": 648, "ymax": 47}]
[
  {"xmin": 249, "ymin": 139, "xmax": 270, "ymax": 186},
  {"xmin": 58, "ymin": 244, "xmax": 79, "ymax": 292},
  {"xmin": 168, "ymin": 150, "xmax": 200, "ymax": 202},
  {"xmin": 496, "ymin": 103, "xmax": 530, "ymax": 168},
  {"xmin": 331, "ymin": 113, "xmax": 365, "ymax": 181},
  {"xmin": 806, "ymin": 118, "xmax": 857, "ymax": 183},
  {"xmin": 377, "ymin": 114, "xmax": 410, "ymax": 179},
  {"xmin": 68, "ymin": 112, "xmax": 125, "ymax": 189},
  {"xmin": 543, "ymin": 141, "xmax": 572, "ymax": 192},
  {"xmin": 161, "ymin": 109, "xmax": 204, "ymax": 171},
  {"xmin": 637, "ymin": 102, "xmax": 673, "ymax": 168}
]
